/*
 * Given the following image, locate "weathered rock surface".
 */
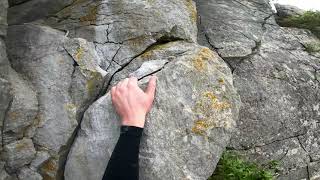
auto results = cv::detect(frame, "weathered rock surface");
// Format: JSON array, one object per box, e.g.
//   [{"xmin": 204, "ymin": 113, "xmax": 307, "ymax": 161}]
[
  {"xmin": 65, "ymin": 42, "xmax": 240, "ymax": 180},
  {"xmin": 5, "ymin": 23, "xmax": 107, "ymax": 179},
  {"xmin": 274, "ymin": 3, "xmax": 304, "ymax": 18},
  {"xmin": 1, "ymin": 138, "xmax": 36, "ymax": 171},
  {"xmin": 18, "ymin": 167, "xmax": 43, "ymax": 180},
  {"xmin": 3, "ymin": 68, "xmax": 38, "ymax": 144},
  {"xmin": 2, "ymin": 0, "xmax": 319, "ymax": 179},
  {"xmin": 45, "ymin": 0, "xmax": 198, "ymax": 74},
  {"xmin": 196, "ymin": 0, "xmax": 320, "ymax": 178},
  {"xmin": 8, "ymin": 0, "xmax": 73, "ymax": 25}
]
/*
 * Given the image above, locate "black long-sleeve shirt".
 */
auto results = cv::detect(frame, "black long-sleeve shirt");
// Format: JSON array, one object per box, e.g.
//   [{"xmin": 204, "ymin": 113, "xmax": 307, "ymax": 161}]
[{"xmin": 102, "ymin": 126, "xmax": 143, "ymax": 180}]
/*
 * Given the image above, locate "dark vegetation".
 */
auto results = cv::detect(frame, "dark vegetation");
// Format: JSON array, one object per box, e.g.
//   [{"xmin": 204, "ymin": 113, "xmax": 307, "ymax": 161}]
[
  {"xmin": 277, "ymin": 11, "xmax": 320, "ymax": 39},
  {"xmin": 208, "ymin": 152, "xmax": 279, "ymax": 180},
  {"xmin": 277, "ymin": 11, "xmax": 320, "ymax": 53}
]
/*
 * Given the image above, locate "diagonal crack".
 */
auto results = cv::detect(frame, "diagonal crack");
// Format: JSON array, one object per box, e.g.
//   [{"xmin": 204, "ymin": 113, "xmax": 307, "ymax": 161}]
[
  {"xmin": 61, "ymin": 36, "xmax": 185, "ymax": 176},
  {"xmin": 100, "ymin": 37, "xmax": 184, "ymax": 96},
  {"xmin": 204, "ymin": 30, "xmax": 262, "ymax": 74},
  {"xmin": 1, "ymin": 97, "xmax": 13, "ymax": 148}
]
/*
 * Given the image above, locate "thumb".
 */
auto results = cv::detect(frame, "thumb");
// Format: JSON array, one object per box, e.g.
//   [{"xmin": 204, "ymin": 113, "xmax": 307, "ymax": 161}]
[{"xmin": 145, "ymin": 76, "xmax": 157, "ymax": 99}]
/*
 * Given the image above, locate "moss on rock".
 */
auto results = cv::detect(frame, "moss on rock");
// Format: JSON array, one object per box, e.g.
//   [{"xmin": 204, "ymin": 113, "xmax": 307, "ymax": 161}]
[{"xmin": 277, "ymin": 11, "xmax": 320, "ymax": 38}]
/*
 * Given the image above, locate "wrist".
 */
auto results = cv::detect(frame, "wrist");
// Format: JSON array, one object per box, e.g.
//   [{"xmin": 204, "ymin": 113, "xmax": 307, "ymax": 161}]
[{"xmin": 121, "ymin": 116, "xmax": 146, "ymax": 128}]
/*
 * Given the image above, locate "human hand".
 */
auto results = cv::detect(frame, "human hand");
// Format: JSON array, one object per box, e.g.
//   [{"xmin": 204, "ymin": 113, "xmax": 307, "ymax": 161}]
[{"xmin": 111, "ymin": 76, "xmax": 157, "ymax": 128}]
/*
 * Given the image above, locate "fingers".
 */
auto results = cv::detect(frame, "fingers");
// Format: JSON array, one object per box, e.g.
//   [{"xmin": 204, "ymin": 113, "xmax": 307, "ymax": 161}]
[
  {"xmin": 145, "ymin": 75, "xmax": 157, "ymax": 99},
  {"xmin": 111, "ymin": 86, "xmax": 116, "ymax": 101},
  {"xmin": 119, "ymin": 78, "xmax": 129, "ymax": 89},
  {"xmin": 128, "ymin": 76, "xmax": 138, "ymax": 88},
  {"xmin": 116, "ymin": 78, "xmax": 129, "ymax": 93}
]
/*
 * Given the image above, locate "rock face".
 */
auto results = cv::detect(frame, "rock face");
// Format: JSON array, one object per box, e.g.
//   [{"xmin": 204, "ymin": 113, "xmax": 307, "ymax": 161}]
[
  {"xmin": 65, "ymin": 42, "xmax": 240, "ymax": 180},
  {"xmin": 1, "ymin": 0, "xmax": 241, "ymax": 179},
  {"xmin": 274, "ymin": 3, "xmax": 304, "ymax": 18},
  {"xmin": 2, "ymin": 0, "xmax": 319, "ymax": 179},
  {"xmin": 196, "ymin": 0, "xmax": 320, "ymax": 178},
  {"xmin": 5, "ymin": 23, "xmax": 107, "ymax": 179}
]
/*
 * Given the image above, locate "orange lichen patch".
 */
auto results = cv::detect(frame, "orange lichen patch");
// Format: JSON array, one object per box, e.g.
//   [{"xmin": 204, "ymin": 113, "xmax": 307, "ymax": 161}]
[
  {"xmin": 184, "ymin": 0, "xmax": 197, "ymax": 23},
  {"xmin": 192, "ymin": 48, "xmax": 216, "ymax": 71},
  {"xmin": 79, "ymin": 6, "xmax": 97, "ymax": 22},
  {"xmin": 40, "ymin": 158, "xmax": 58, "ymax": 180}
]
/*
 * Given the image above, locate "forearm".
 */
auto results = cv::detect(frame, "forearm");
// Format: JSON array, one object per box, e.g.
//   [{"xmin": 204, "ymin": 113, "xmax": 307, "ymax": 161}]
[{"xmin": 102, "ymin": 126, "xmax": 143, "ymax": 180}]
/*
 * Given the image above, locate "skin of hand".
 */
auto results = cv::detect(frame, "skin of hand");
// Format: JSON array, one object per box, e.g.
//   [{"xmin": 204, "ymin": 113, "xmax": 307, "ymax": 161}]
[{"xmin": 111, "ymin": 76, "xmax": 157, "ymax": 128}]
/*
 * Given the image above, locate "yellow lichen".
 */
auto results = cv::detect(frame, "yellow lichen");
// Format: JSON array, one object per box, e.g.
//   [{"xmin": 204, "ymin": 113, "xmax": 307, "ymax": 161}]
[
  {"xmin": 191, "ymin": 91, "xmax": 232, "ymax": 136},
  {"xmin": 140, "ymin": 51, "xmax": 153, "ymax": 59},
  {"xmin": 204, "ymin": 91, "xmax": 217, "ymax": 101},
  {"xmin": 192, "ymin": 48, "xmax": 216, "ymax": 71},
  {"xmin": 15, "ymin": 141, "xmax": 27, "ymax": 151},
  {"xmin": 75, "ymin": 46, "xmax": 84, "ymax": 60},
  {"xmin": 184, "ymin": 0, "xmax": 197, "ymax": 23},
  {"xmin": 218, "ymin": 78, "xmax": 225, "ymax": 84},
  {"xmin": 140, "ymin": 42, "xmax": 172, "ymax": 59},
  {"xmin": 212, "ymin": 102, "xmax": 231, "ymax": 110},
  {"xmin": 79, "ymin": 6, "xmax": 97, "ymax": 23},
  {"xmin": 191, "ymin": 119, "xmax": 212, "ymax": 136}
]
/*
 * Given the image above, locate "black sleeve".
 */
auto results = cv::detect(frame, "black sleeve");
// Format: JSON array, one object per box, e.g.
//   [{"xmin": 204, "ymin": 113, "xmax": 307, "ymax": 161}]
[{"xmin": 102, "ymin": 126, "xmax": 143, "ymax": 180}]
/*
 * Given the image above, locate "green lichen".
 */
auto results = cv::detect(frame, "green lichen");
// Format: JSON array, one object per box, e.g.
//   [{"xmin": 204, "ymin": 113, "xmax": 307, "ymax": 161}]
[
  {"xmin": 305, "ymin": 42, "xmax": 320, "ymax": 53},
  {"xmin": 277, "ymin": 11, "xmax": 320, "ymax": 38},
  {"xmin": 86, "ymin": 71, "xmax": 103, "ymax": 97},
  {"xmin": 209, "ymin": 152, "xmax": 279, "ymax": 180},
  {"xmin": 64, "ymin": 103, "xmax": 77, "ymax": 120}
]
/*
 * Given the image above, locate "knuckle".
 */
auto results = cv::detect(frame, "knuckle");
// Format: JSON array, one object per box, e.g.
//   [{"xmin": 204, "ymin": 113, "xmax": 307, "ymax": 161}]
[
  {"xmin": 128, "ymin": 82, "xmax": 136, "ymax": 88},
  {"xmin": 118, "ymin": 86, "xmax": 126, "ymax": 92}
]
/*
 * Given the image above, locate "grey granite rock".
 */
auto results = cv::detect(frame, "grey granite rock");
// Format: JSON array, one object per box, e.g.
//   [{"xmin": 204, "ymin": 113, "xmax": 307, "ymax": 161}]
[
  {"xmin": 274, "ymin": 3, "xmax": 304, "ymax": 18},
  {"xmin": 65, "ymin": 42, "xmax": 240, "ymax": 180},
  {"xmin": 0, "ymin": 0, "xmax": 8, "ymax": 36},
  {"xmin": 196, "ymin": 0, "xmax": 320, "ymax": 178},
  {"xmin": 45, "ymin": 0, "xmax": 198, "ymax": 74},
  {"xmin": 6, "ymin": 23, "xmax": 107, "ymax": 179},
  {"xmin": 0, "ymin": 161, "xmax": 12, "ymax": 180},
  {"xmin": 3, "ymin": 0, "xmax": 319, "ymax": 179},
  {"xmin": 299, "ymin": 127, "xmax": 320, "ymax": 162},
  {"xmin": 30, "ymin": 151, "xmax": 51, "ymax": 170},
  {"xmin": 8, "ymin": 0, "xmax": 29, "ymax": 6},
  {"xmin": 7, "ymin": 24, "xmax": 78, "ymax": 154},
  {"xmin": 3, "ymin": 68, "xmax": 38, "ymax": 144},
  {"xmin": 8, "ymin": 0, "xmax": 73, "ymax": 25},
  {"xmin": 0, "ymin": 78, "xmax": 11, "ymax": 150},
  {"xmin": 1, "ymin": 138, "xmax": 36, "ymax": 171},
  {"xmin": 18, "ymin": 167, "xmax": 42, "ymax": 180},
  {"xmin": 309, "ymin": 161, "xmax": 320, "ymax": 180}
]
